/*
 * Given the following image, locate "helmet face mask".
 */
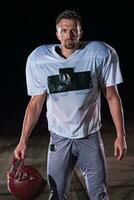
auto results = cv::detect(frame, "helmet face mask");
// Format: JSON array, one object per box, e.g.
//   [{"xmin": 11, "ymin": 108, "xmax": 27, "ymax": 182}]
[{"xmin": 7, "ymin": 158, "xmax": 47, "ymax": 200}]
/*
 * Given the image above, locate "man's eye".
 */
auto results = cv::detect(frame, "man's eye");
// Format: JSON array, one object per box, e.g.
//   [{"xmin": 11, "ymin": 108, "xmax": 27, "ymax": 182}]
[
  {"xmin": 72, "ymin": 29, "xmax": 78, "ymax": 33},
  {"xmin": 62, "ymin": 29, "xmax": 67, "ymax": 33}
]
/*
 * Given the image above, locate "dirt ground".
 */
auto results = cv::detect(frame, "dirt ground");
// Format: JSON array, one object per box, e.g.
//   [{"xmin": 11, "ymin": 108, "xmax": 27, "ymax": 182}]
[{"xmin": 0, "ymin": 118, "xmax": 134, "ymax": 200}]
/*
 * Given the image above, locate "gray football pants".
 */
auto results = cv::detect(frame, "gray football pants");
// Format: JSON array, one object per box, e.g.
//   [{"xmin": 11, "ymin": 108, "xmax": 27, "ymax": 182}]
[{"xmin": 47, "ymin": 132, "xmax": 109, "ymax": 200}]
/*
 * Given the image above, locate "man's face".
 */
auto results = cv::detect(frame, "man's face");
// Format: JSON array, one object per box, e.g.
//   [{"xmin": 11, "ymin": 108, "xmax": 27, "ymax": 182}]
[{"xmin": 56, "ymin": 19, "xmax": 82, "ymax": 49}]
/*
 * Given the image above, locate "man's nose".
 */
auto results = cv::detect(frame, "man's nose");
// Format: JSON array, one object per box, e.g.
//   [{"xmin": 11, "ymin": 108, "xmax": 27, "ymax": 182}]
[{"xmin": 66, "ymin": 31, "xmax": 74, "ymax": 38}]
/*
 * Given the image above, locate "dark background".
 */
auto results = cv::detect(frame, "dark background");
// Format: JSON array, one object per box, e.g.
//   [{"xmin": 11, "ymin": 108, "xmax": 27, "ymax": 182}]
[{"xmin": 0, "ymin": 0, "xmax": 133, "ymax": 135}]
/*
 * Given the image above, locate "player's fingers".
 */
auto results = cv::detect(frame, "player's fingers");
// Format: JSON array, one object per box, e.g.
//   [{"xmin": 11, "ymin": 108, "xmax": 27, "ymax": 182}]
[
  {"xmin": 21, "ymin": 150, "xmax": 25, "ymax": 159},
  {"xmin": 117, "ymin": 151, "xmax": 123, "ymax": 160},
  {"xmin": 114, "ymin": 146, "xmax": 118, "ymax": 157},
  {"xmin": 115, "ymin": 146, "xmax": 126, "ymax": 161},
  {"xmin": 14, "ymin": 149, "xmax": 22, "ymax": 160},
  {"xmin": 114, "ymin": 146, "xmax": 121, "ymax": 160},
  {"xmin": 118, "ymin": 147, "xmax": 127, "ymax": 161}
]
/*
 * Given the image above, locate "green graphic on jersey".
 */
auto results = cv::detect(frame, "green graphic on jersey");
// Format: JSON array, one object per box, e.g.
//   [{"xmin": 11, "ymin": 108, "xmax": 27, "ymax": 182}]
[{"xmin": 48, "ymin": 68, "xmax": 92, "ymax": 94}]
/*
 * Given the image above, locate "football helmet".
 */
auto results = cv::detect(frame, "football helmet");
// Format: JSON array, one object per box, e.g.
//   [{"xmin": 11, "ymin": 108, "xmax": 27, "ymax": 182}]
[{"xmin": 7, "ymin": 158, "xmax": 47, "ymax": 200}]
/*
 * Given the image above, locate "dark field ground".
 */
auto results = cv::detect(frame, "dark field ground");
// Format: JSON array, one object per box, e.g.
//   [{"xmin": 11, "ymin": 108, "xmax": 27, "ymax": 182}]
[{"xmin": 0, "ymin": 105, "xmax": 134, "ymax": 200}]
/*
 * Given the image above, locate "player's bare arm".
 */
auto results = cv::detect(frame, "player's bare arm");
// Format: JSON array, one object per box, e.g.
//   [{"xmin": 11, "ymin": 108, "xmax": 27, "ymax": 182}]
[
  {"xmin": 102, "ymin": 86, "xmax": 127, "ymax": 160},
  {"xmin": 14, "ymin": 93, "xmax": 47, "ymax": 159}
]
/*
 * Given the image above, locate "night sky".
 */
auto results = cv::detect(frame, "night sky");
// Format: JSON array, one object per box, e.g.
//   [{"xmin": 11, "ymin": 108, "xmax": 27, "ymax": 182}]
[{"xmin": 1, "ymin": 0, "xmax": 133, "ymax": 134}]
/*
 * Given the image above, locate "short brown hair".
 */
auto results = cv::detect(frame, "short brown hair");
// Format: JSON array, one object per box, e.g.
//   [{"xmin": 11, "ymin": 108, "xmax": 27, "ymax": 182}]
[{"xmin": 56, "ymin": 9, "xmax": 82, "ymax": 27}]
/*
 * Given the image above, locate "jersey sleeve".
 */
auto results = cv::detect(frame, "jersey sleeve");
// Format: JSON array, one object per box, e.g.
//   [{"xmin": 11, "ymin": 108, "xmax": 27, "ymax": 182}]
[
  {"xmin": 98, "ymin": 48, "xmax": 123, "ymax": 87},
  {"xmin": 25, "ymin": 53, "xmax": 47, "ymax": 96}
]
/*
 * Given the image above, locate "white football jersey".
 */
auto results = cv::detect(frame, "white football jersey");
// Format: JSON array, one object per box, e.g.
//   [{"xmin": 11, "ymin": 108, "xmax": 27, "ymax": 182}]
[{"xmin": 26, "ymin": 41, "xmax": 123, "ymax": 138}]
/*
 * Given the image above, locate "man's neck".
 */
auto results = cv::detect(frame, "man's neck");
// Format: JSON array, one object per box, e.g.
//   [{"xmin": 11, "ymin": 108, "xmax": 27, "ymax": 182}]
[{"xmin": 60, "ymin": 43, "xmax": 82, "ymax": 58}]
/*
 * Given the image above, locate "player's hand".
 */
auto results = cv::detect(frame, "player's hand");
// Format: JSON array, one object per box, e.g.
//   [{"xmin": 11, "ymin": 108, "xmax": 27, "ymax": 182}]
[
  {"xmin": 14, "ymin": 141, "xmax": 27, "ymax": 160},
  {"xmin": 114, "ymin": 136, "xmax": 127, "ymax": 161}
]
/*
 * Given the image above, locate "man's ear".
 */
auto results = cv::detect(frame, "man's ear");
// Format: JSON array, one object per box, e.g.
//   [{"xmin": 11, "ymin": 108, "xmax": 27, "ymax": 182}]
[
  {"xmin": 79, "ymin": 30, "xmax": 83, "ymax": 39},
  {"xmin": 56, "ymin": 31, "xmax": 60, "ymax": 41}
]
